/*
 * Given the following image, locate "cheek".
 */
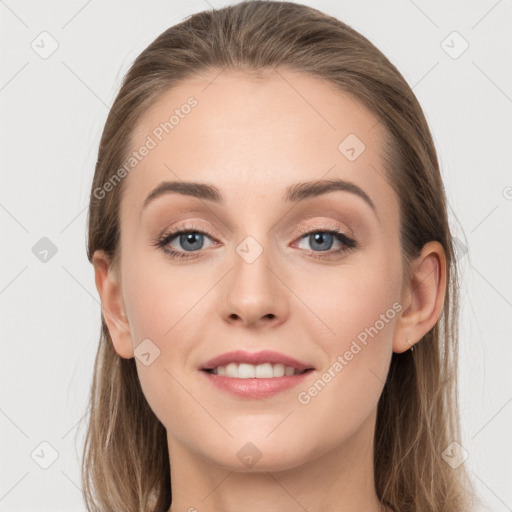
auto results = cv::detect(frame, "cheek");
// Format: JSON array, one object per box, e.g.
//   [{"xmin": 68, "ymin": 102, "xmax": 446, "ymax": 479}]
[
  {"xmin": 297, "ymin": 260, "xmax": 399, "ymax": 349},
  {"xmin": 120, "ymin": 256, "xmax": 208, "ymax": 428},
  {"xmin": 287, "ymin": 269, "xmax": 398, "ymax": 440},
  {"xmin": 290, "ymin": 252, "xmax": 400, "ymax": 405},
  {"xmin": 120, "ymin": 247, "xmax": 215, "ymax": 385},
  {"xmin": 122, "ymin": 247, "xmax": 205, "ymax": 343}
]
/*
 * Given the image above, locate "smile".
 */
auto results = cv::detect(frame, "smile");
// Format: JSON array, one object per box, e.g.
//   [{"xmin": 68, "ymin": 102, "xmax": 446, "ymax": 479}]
[
  {"xmin": 200, "ymin": 366, "xmax": 315, "ymax": 399},
  {"xmin": 204, "ymin": 362, "xmax": 309, "ymax": 378}
]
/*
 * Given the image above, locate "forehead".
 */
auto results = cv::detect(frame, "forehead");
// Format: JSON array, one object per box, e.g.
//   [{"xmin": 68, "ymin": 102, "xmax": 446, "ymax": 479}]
[{"xmin": 122, "ymin": 68, "xmax": 396, "ymax": 224}]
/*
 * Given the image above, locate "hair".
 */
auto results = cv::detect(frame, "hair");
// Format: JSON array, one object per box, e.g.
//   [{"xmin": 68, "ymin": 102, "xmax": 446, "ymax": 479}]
[{"xmin": 81, "ymin": 1, "xmax": 478, "ymax": 511}]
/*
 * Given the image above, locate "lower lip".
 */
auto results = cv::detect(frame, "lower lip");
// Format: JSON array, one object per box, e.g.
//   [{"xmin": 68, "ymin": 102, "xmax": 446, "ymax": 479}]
[{"xmin": 200, "ymin": 369, "xmax": 315, "ymax": 399}]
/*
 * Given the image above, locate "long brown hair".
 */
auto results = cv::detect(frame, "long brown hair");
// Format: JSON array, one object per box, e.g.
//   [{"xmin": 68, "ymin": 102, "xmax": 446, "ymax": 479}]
[{"xmin": 81, "ymin": 1, "xmax": 478, "ymax": 510}]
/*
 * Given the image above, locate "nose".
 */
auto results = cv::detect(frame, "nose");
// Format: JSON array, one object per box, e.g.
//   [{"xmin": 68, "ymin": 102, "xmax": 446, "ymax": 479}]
[{"xmin": 221, "ymin": 240, "xmax": 289, "ymax": 328}]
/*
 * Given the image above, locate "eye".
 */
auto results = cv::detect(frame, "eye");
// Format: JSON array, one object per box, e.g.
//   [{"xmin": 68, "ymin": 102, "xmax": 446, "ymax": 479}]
[
  {"xmin": 293, "ymin": 225, "xmax": 357, "ymax": 259},
  {"xmin": 151, "ymin": 223, "xmax": 357, "ymax": 261},
  {"xmin": 151, "ymin": 223, "xmax": 218, "ymax": 260}
]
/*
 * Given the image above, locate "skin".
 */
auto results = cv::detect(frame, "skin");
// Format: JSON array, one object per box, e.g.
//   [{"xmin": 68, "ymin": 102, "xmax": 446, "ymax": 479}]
[{"xmin": 93, "ymin": 68, "xmax": 446, "ymax": 512}]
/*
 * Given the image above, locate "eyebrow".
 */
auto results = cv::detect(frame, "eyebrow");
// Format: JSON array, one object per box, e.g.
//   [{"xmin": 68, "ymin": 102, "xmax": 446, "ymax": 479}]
[{"xmin": 141, "ymin": 178, "xmax": 377, "ymax": 215}]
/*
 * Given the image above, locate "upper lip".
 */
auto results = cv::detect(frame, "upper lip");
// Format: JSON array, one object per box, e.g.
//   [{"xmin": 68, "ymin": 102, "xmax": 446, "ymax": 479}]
[{"xmin": 199, "ymin": 350, "xmax": 314, "ymax": 372}]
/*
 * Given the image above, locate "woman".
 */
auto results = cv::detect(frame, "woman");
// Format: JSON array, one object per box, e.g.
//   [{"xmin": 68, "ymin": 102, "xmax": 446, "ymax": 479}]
[{"xmin": 82, "ymin": 1, "xmax": 478, "ymax": 510}]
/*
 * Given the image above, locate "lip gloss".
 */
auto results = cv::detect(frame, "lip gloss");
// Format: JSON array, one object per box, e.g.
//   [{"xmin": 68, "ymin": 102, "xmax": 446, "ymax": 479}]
[{"xmin": 200, "ymin": 369, "xmax": 314, "ymax": 399}]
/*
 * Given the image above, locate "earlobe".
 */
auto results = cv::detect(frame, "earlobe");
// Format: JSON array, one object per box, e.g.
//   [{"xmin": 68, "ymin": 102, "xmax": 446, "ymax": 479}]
[
  {"xmin": 92, "ymin": 249, "xmax": 134, "ymax": 359},
  {"xmin": 393, "ymin": 241, "xmax": 447, "ymax": 354}
]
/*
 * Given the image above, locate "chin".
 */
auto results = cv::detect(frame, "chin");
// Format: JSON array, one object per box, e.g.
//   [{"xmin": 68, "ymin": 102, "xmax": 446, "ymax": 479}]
[{"xmin": 198, "ymin": 436, "xmax": 315, "ymax": 473}]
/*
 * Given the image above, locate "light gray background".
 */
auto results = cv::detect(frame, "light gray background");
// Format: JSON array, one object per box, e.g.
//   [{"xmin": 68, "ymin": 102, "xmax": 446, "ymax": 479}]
[{"xmin": 1, "ymin": 0, "xmax": 511, "ymax": 510}]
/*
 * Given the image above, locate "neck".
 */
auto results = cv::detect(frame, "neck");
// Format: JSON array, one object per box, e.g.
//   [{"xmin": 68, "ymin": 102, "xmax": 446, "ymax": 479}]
[{"xmin": 166, "ymin": 409, "xmax": 386, "ymax": 512}]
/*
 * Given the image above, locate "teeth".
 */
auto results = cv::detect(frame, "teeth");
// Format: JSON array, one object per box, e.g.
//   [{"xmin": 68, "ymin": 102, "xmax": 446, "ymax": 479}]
[{"xmin": 210, "ymin": 362, "xmax": 305, "ymax": 378}]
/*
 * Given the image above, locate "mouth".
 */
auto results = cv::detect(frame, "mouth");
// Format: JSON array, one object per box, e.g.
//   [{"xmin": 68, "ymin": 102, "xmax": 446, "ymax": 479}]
[
  {"xmin": 198, "ymin": 350, "xmax": 315, "ymax": 398},
  {"xmin": 200, "ymin": 365, "xmax": 315, "ymax": 399},
  {"xmin": 202, "ymin": 363, "xmax": 313, "ymax": 378}
]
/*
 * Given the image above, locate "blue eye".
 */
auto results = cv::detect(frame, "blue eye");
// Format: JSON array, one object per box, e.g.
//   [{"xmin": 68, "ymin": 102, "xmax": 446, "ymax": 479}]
[
  {"xmin": 152, "ymin": 224, "xmax": 357, "ymax": 261},
  {"xmin": 300, "ymin": 230, "xmax": 349, "ymax": 252},
  {"xmin": 152, "ymin": 226, "xmax": 216, "ymax": 260},
  {"xmin": 174, "ymin": 232, "xmax": 206, "ymax": 252},
  {"xmin": 294, "ymin": 226, "xmax": 357, "ymax": 259}
]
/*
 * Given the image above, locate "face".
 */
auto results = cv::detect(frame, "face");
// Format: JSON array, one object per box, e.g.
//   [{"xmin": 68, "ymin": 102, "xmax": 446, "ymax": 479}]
[{"xmin": 102, "ymin": 68, "xmax": 407, "ymax": 472}]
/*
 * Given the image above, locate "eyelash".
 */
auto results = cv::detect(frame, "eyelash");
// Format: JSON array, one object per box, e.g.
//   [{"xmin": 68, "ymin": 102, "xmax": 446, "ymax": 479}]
[{"xmin": 151, "ymin": 222, "xmax": 357, "ymax": 261}]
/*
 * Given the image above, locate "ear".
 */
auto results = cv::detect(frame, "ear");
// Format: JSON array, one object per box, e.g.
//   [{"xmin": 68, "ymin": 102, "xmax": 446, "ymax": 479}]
[
  {"xmin": 92, "ymin": 249, "xmax": 134, "ymax": 359},
  {"xmin": 393, "ymin": 241, "xmax": 447, "ymax": 353}
]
